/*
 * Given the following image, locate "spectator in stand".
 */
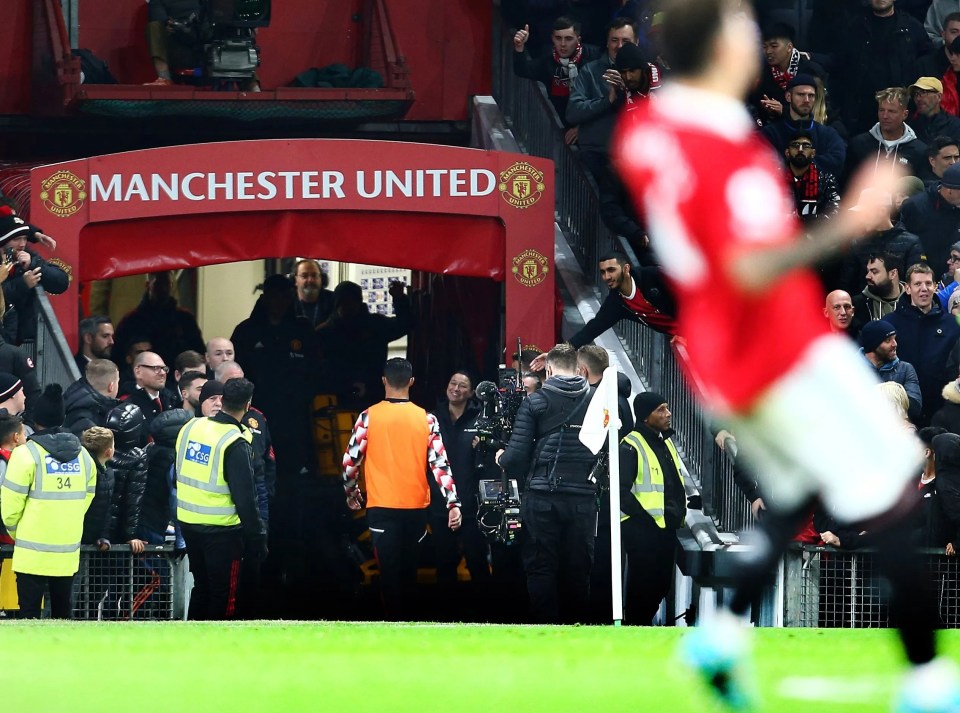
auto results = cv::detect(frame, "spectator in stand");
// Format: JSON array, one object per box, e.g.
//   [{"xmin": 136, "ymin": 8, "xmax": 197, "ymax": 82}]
[
  {"xmin": 293, "ymin": 259, "xmax": 335, "ymax": 329},
  {"xmin": 343, "ymin": 358, "xmax": 461, "ymax": 620},
  {"xmin": 919, "ymin": 13, "xmax": 960, "ymax": 99},
  {"xmin": 901, "ymin": 162, "xmax": 960, "ymax": 271},
  {"xmin": 198, "ymin": 379, "xmax": 223, "ymax": 417},
  {"xmin": 513, "ymin": 17, "xmax": 601, "ymax": 144},
  {"xmin": 171, "ymin": 349, "xmax": 204, "ymax": 407},
  {"xmin": 860, "ymin": 319, "xmax": 923, "ymax": 422},
  {"xmin": 846, "ymin": 87, "xmax": 928, "ymax": 180},
  {"xmin": 823, "ymin": 290, "xmax": 858, "ymax": 340},
  {"xmin": 833, "ymin": 0, "xmax": 932, "ymax": 136},
  {"xmin": 123, "ymin": 351, "xmax": 175, "ymax": 437},
  {"xmin": 203, "ymin": 337, "xmax": 234, "ymax": 378},
  {"xmin": 915, "ymin": 427, "xmax": 948, "ymax": 549},
  {"xmin": 0, "ymin": 373, "xmax": 26, "ymax": 420},
  {"xmin": 1, "ymin": 384, "xmax": 96, "ymax": 619},
  {"xmin": 762, "ymin": 74, "xmax": 847, "ymax": 176},
  {"xmin": 784, "ymin": 130, "xmax": 841, "ymax": 227},
  {"xmin": 840, "ymin": 189, "xmax": 924, "ymax": 296},
  {"xmin": 895, "ymin": 175, "xmax": 928, "ymax": 222},
  {"xmin": 112, "ymin": 272, "xmax": 205, "ymax": 384},
  {"xmin": 74, "ymin": 316, "xmax": 114, "ymax": 376},
  {"xmin": 567, "ymin": 18, "xmax": 639, "ymax": 180},
  {"xmin": 117, "ymin": 337, "xmax": 151, "ymax": 397},
  {"xmin": 79, "ymin": 426, "xmax": 114, "ymax": 553},
  {"xmin": 142, "ymin": 409, "xmax": 192, "ymax": 548},
  {"xmin": 540, "ymin": 251, "xmax": 676, "ymax": 366},
  {"xmin": 178, "ymin": 370, "xmax": 206, "ymax": 417},
  {"xmin": 918, "ymin": 136, "xmax": 960, "ymax": 184},
  {"xmin": 932, "ymin": 432, "xmax": 960, "ymax": 557},
  {"xmin": 752, "ymin": 22, "xmax": 825, "ymax": 126},
  {"xmin": 0, "ymin": 337, "xmax": 39, "ymax": 420},
  {"xmin": 144, "ymin": 0, "xmax": 203, "ymax": 86},
  {"xmin": 910, "ymin": 77, "xmax": 960, "ymax": 143},
  {"xmin": 887, "ymin": 263, "xmax": 960, "ymax": 424},
  {"xmin": 63, "ymin": 359, "xmax": 120, "ymax": 435},
  {"xmin": 934, "ymin": 366, "xmax": 960, "ymax": 434},
  {"xmin": 928, "ymin": 5, "xmax": 960, "ymax": 49},
  {"xmin": 104, "ymin": 403, "xmax": 149, "ymax": 556},
  {"xmin": 854, "ymin": 253, "xmax": 907, "ymax": 324}
]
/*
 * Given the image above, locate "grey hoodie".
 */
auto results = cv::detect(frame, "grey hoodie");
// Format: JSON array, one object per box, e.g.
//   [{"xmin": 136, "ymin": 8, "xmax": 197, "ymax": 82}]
[
  {"xmin": 927, "ymin": 1, "xmax": 960, "ymax": 48},
  {"xmin": 867, "ymin": 122, "xmax": 920, "ymax": 168}
]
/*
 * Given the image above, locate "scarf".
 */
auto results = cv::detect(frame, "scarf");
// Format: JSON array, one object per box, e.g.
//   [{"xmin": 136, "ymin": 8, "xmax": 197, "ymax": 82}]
[
  {"xmin": 770, "ymin": 47, "xmax": 801, "ymax": 90},
  {"xmin": 550, "ymin": 44, "xmax": 583, "ymax": 97},
  {"xmin": 943, "ymin": 67, "xmax": 960, "ymax": 117},
  {"xmin": 789, "ymin": 162, "xmax": 820, "ymax": 218}
]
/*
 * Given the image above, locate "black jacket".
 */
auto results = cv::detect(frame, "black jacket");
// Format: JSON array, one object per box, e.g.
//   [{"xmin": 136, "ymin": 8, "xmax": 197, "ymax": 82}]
[
  {"xmin": 107, "ymin": 446, "xmax": 148, "ymax": 543},
  {"xmin": 240, "ymin": 407, "xmax": 274, "ymax": 524},
  {"xmin": 569, "ymin": 267, "xmax": 676, "ymax": 348},
  {"xmin": 499, "ymin": 375, "xmax": 596, "ymax": 496},
  {"xmin": 512, "ymin": 43, "xmax": 602, "ymax": 125},
  {"xmin": 0, "ymin": 337, "xmax": 40, "ymax": 421},
  {"xmin": 789, "ymin": 167, "xmax": 841, "ymax": 227},
  {"xmin": 63, "ymin": 378, "xmax": 119, "ymax": 435},
  {"xmin": 82, "ymin": 460, "xmax": 113, "ymax": 544},
  {"xmin": 839, "ymin": 225, "xmax": 924, "ymax": 296},
  {"xmin": 845, "ymin": 128, "xmax": 928, "ymax": 180},
  {"xmin": 112, "ymin": 294, "xmax": 205, "ymax": 380},
  {"xmin": 901, "ymin": 182, "xmax": 960, "ymax": 280},
  {"xmin": 932, "ymin": 433, "xmax": 960, "ymax": 549},
  {"xmin": 618, "ymin": 423, "xmax": 687, "ymax": 529},
  {"xmin": 2, "ymin": 247, "xmax": 70, "ymax": 343},
  {"xmin": 142, "ymin": 409, "xmax": 191, "ymax": 538},
  {"xmin": 750, "ymin": 56, "xmax": 825, "ymax": 126},
  {"xmin": 910, "ymin": 109, "xmax": 960, "ymax": 144},
  {"xmin": 431, "ymin": 398, "xmax": 481, "ymax": 516},
  {"xmin": 933, "ymin": 381, "xmax": 960, "ymax": 435},
  {"xmin": 179, "ymin": 411, "xmax": 266, "ymax": 543}
]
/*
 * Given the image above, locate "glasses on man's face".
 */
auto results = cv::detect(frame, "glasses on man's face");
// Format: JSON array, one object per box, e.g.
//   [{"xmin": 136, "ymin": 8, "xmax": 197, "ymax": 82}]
[
  {"xmin": 788, "ymin": 142, "xmax": 814, "ymax": 151},
  {"xmin": 138, "ymin": 364, "xmax": 169, "ymax": 374},
  {"xmin": 949, "ymin": 254, "xmax": 960, "ymax": 263}
]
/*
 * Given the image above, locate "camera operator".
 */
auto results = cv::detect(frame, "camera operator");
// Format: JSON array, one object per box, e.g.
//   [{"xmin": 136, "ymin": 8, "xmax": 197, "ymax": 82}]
[
  {"xmin": 495, "ymin": 343, "xmax": 597, "ymax": 624},
  {"xmin": 145, "ymin": 0, "xmax": 204, "ymax": 86},
  {"xmin": 428, "ymin": 370, "xmax": 491, "ymax": 618}
]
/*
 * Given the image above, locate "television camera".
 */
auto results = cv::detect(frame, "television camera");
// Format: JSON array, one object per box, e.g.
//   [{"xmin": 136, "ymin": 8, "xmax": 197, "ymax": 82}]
[{"xmin": 475, "ymin": 351, "xmax": 528, "ymax": 545}]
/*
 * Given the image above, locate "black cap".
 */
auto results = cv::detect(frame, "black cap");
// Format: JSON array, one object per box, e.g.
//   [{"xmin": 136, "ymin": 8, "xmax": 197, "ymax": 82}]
[
  {"xmin": 33, "ymin": 384, "xmax": 64, "ymax": 429},
  {"xmin": 633, "ymin": 391, "xmax": 667, "ymax": 421},
  {"xmin": 787, "ymin": 74, "xmax": 818, "ymax": 91},
  {"xmin": 615, "ymin": 42, "xmax": 648, "ymax": 72},
  {"xmin": 859, "ymin": 319, "xmax": 896, "ymax": 353},
  {"xmin": 199, "ymin": 379, "xmax": 224, "ymax": 406}
]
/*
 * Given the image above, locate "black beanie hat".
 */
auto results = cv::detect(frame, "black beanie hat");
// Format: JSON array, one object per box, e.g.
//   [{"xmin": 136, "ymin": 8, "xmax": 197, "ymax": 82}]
[
  {"xmin": 633, "ymin": 391, "xmax": 667, "ymax": 422},
  {"xmin": 0, "ymin": 372, "xmax": 23, "ymax": 402},
  {"xmin": 859, "ymin": 319, "xmax": 896, "ymax": 354},
  {"xmin": 614, "ymin": 42, "xmax": 648, "ymax": 72},
  {"xmin": 199, "ymin": 379, "xmax": 224, "ymax": 406},
  {"xmin": 33, "ymin": 383, "xmax": 64, "ymax": 429},
  {"xmin": 0, "ymin": 213, "xmax": 33, "ymax": 247},
  {"xmin": 787, "ymin": 73, "xmax": 817, "ymax": 91}
]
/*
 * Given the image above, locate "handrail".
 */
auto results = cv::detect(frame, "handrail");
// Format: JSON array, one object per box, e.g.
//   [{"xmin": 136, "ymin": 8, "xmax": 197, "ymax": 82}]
[{"xmin": 34, "ymin": 287, "xmax": 82, "ymax": 389}]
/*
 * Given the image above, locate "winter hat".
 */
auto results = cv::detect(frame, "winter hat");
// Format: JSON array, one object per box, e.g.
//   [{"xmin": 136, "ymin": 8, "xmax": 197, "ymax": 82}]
[
  {"xmin": 199, "ymin": 379, "xmax": 224, "ymax": 407},
  {"xmin": 260, "ymin": 274, "xmax": 294, "ymax": 293},
  {"xmin": 633, "ymin": 391, "xmax": 667, "ymax": 422},
  {"xmin": 897, "ymin": 175, "xmax": 925, "ymax": 200},
  {"xmin": 859, "ymin": 319, "xmax": 897, "ymax": 354},
  {"xmin": 942, "ymin": 163, "xmax": 960, "ymax": 190},
  {"xmin": 0, "ymin": 372, "xmax": 23, "ymax": 402},
  {"xmin": 787, "ymin": 73, "xmax": 817, "ymax": 91},
  {"xmin": 615, "ymin": 42, "xmax": 649, "ymax": 72},
  {"xmin": 0, "ymin": 209, "xmax": 33, "ymax": 247},
  {"xmin": 33, "ymin": 383, "xmax": 65, "ymax": 429}
]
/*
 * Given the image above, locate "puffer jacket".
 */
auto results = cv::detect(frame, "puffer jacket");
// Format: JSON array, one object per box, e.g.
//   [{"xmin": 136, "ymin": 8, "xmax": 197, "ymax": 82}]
[
  {"xmin": 141, "ymin": 409, "xmax": 191, "ymax": 538},
  {"xmin": 499, "ymin": 374, "xmax": 596, "ymax": 495},
  {"xmin": 107, "ymin": 446, "xmax": 148, "ymax": 543},
  {"xmin": 63, "ymin": 378, "xmax": 119, "ymax": 435}
]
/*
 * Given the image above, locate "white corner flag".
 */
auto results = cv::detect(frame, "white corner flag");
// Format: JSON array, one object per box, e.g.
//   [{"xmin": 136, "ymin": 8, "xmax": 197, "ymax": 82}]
[{"xmin": 578, "ymin": 366, "xmax": 625, "ymax": 625}]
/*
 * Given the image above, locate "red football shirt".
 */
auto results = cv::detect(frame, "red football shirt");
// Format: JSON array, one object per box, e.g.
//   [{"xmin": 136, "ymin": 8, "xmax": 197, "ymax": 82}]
[{"xmin": 615, "ymin": 84, "xmax": 828, "ymax": 411}]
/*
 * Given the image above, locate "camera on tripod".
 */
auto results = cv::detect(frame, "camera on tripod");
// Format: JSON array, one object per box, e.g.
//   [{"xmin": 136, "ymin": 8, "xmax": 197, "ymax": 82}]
[{"xmin": 477, "ymin": 478, "xmax": 522, "ymax": 545}]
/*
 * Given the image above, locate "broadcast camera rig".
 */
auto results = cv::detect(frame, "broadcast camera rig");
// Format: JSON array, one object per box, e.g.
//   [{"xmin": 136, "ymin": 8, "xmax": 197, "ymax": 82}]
[{"xmin": 475, "ymin": 339, "xmax": 528, "ymax": 545}]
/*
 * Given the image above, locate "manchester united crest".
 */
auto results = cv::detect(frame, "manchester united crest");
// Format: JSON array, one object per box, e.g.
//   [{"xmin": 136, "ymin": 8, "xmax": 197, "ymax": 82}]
[
  {"xmin": 247, "ymin": 416, "xmax": 259, "ymax": 429},
  {"xmin": 511, "ymin": 249, "xmax": 549, "ymax": 287},
  {"xmin": 498, "ymin": 162, "xmax": 545, "ymax": 209},
  {"xmin": 39, "ymin": 171, "xmax": 87, "ymax": 218}
]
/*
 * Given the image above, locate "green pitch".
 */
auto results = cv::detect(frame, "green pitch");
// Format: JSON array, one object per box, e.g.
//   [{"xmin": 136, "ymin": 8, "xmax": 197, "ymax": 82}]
[{"xmin": 2, "ymin": 622, "xmax": 957, "ymax": 712}]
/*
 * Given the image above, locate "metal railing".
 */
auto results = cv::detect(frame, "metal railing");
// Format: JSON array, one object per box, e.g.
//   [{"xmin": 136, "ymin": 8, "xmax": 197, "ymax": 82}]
[
  {"xmin": 30, "ymin": 288, "xmax": 82, "ymax": 389},
  {"xmin": 491, "ymin": 16, "xmax": 753, "ymax": 535},
  {"xmin": 783, "ymin": 546, "xmax": 960, "ymax": 628}
]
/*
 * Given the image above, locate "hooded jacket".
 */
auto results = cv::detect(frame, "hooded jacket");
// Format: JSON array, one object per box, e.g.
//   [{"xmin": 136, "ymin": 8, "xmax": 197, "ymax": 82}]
[
  {"xmin": 901, "ymin": 181, "xmax": 960, "ymax": 274},
  {"xmin": 861, "ymin": 348, "xmax": 923, "ymax": 421},
  {"xmin": 63, "ymin": 378, "xmax": 119, "ymax": 435},
  {"xmin": 933, "ymin": 380, "xmax": 960, "ymax": 435},
  {"xmin": 499, "ymin": 374, "xmax": 596, "ymax": 496},
  {"xmin": 886, "ymin": 297, "xmax": 960, "ymax": 422},
  {"xmin": 846, "ymin": 123, "xmax": 928, "ymax": 179},
  {"xmin": 840, "ymin": 226, "xmax": 924, "ymax": 296},
  {"xmin": 852, "ymin": 283, "xmax": 907, "ymax": 323},
  {"xmin": 927, "ymin": 1, "xmax": 960, "ymax": 48}
]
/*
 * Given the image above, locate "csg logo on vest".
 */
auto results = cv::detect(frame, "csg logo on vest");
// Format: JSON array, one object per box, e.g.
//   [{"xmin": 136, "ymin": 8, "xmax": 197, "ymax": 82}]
[
  {"xmin": 45, "ymin": 455, "xmax": 81, "ymax": 473},
  {"xmin": 186, "ymin": 441, "xmax": 212, "ymax": 466}
]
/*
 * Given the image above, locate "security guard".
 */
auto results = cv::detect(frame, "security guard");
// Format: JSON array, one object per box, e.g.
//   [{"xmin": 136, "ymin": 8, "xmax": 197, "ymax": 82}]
[
  {"xmin": 176, "ymin": 377, "xmax": 267, "ymax": 620},
  {"xmin": 619, "ymin": 391, "xmax": 699, "ymax": 625},
  {"xmin": 1, "ymin": 384, "xmax": 96, "ymax": 618}
]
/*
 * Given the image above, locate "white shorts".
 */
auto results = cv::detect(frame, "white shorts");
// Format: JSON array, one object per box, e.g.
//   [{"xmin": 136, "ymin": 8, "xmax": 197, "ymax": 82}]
[{"xmin": 723, "ymin": 334, "xmax": 922, "ymax": 524}]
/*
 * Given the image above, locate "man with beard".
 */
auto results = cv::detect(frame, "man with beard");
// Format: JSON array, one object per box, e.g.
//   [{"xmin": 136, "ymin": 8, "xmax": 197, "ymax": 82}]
[
  {"xmin": 293, "ymin": 260, "xmax": 334, "ymax": 329},
  {"xmin": 846, "ymin": 87, "xmax": 928, "ymax": 180},
  {"xmin": 74, "ymin": 316, "xmax": 114, "ymax": 376},
  {"xmin": 762, "ymin": 74, "xmax": 846, "ymax": 175},
  {"xmin": 751, "ymin": 22, "xmax": 825, "ymax": 126},
  {"xmin": 178, "ymin": 370, "xmax": 207, "ymax": 417},
  {"xmin": 860, "ymin": 319, "xmax": 922, "ymax": 422},
  {"xmin": 910, "ymin": 76, "xmax": 960, "ymax": 143},
  {"xmin": 784, "ymin": 130, "xmax": 841, "ymax": 227},
  {"xmin": 853, "ymin": 253, "xmax": 907, "ymax": 324}
]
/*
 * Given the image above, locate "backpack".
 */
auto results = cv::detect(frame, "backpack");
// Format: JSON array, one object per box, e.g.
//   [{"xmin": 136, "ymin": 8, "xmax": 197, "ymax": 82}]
[{"xmin": 71, "ymin": 49, "xmax": 117, "ymax": 85}]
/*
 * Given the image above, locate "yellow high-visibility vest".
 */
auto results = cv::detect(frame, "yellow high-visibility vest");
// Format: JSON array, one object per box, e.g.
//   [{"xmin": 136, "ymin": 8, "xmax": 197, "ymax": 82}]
[
  {"xmin": 0, "ymin": 440, "xmax": 96, "ymax": 576},
  {"xmin": 620, "ymin": 431, "xmax": 684, "ymax": 529},
  {"xmin": 175, "ymin": 418, "xmax": 251, "ymax": 527}
]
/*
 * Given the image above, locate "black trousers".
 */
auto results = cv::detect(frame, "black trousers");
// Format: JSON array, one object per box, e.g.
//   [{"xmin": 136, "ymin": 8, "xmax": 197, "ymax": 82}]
[
  {"xmin": 367, "ymin": 507, "xmax": 428, "ymax": 621},
  {"xmin": 521, "ymin": 490, "xmax": 597, "ymax": 624},
  {"xmin": 621, "ymin": 515, "xmax": 678, "ymax": 625},
  {"xmin": 182, "ymin": 527, "xmax": 244, "ymax": 620},
  {"xmin": 17, "ymin": 572, "xmax": 74, "ymax": 619}
]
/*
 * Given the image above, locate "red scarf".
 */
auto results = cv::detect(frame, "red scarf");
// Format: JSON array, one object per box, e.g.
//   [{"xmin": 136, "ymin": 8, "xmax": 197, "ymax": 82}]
[
  {"xmin": 770, "ymin": 48, "xmax": 801, "ymax": 90},
  {"xmin": 788, "ymin": 162, "xmax": 820, "ymax": 217},
  {"xmin": 550, "ymin": 44, "xmax": 583, "ymax": 98},
  {"xmin": 943, "ymin": 68, "xmax": 960, "ymax": 117}
]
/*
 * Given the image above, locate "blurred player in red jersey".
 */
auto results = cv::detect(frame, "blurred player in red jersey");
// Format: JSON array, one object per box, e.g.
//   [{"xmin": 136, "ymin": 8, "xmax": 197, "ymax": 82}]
[{"xmin": 615, "ymin": 1, "xmax": 959, "ymax": 711}]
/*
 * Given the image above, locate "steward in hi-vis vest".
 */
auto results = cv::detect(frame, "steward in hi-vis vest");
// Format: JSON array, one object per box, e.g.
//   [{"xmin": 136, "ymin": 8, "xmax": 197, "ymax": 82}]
[
  {"xmin": 1, "ymin": 384, "xmax": 97, "ymax": 619},
  {"xmin": 618, "ymin": 391, "xmax": 700, "ymax": 626},
  {"xmin": 175, "ymin": 377, "xmax": 266, "ymax": 620}
]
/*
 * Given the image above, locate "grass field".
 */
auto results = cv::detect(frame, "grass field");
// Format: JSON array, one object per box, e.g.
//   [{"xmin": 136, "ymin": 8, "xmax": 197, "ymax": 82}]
[{"xmin": 2, "ymin": 622, "xmax": 957, "ymax": 712}]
